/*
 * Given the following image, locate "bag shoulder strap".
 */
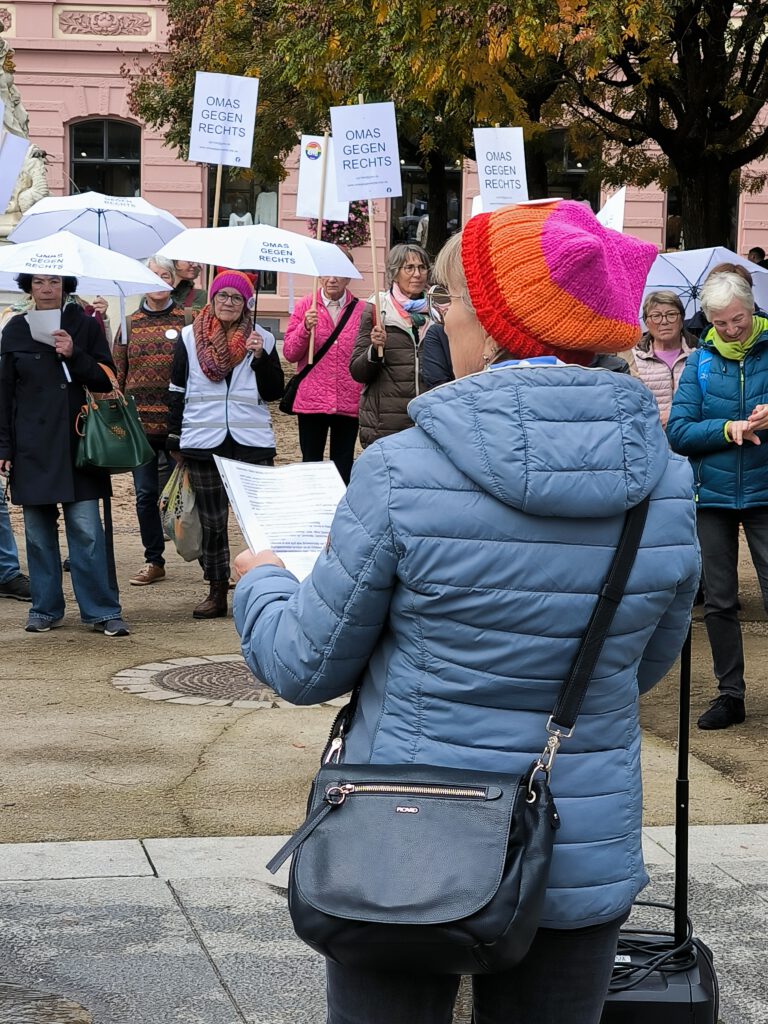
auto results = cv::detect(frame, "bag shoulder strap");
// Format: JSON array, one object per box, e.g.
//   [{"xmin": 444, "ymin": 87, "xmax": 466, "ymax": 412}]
[
  {"xmin": 547, "ymin": 495, "xmax": 650, "ymax": 734},
  {"xmin": 296, "ymin": 298, "xmax": 359, "ymax": 378},
  {"xmin": 96, "ymin": 362, "xmax": 121, "ymax": 395},
  {"xmin": 697, "ymin": 349, "xmax": 713, "ymax": 396}
]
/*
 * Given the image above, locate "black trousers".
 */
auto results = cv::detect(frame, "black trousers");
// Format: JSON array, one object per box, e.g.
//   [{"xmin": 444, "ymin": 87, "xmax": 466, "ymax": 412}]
[
  {"xmin": 697, "ymin": 506, "xmax": 768, "ymax": 698},
  {"xmin": 326, "ymin": 914, "xmax": 627, "ymax": 1024},
  {"xmin": 297, "ymin": 413, "xmax": 358, "ymax": 485}
]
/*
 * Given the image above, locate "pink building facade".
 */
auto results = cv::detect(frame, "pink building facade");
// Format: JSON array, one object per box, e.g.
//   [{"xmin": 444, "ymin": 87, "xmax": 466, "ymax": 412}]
[{"xmin": 6, "ymin": 0, "xmax": 768, "ymax": 329}]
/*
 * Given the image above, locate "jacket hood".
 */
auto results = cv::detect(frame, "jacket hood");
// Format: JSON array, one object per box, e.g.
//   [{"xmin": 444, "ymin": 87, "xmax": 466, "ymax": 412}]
[{"xmin": 408, "ymin": 364, "xmax": 671, "ymax": 518}]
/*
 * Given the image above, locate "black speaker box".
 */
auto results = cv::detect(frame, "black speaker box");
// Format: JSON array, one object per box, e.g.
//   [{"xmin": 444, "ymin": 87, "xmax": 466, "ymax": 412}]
[{"xmin": 601, "ymin": 938, "xmax": 716, "ymax": 1022}]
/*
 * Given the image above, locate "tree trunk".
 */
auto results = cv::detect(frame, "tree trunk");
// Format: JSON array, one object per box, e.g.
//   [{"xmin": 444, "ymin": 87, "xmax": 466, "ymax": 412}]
[
  {"xmin": 525, "ymin": 137, "xmax": 549, "ymax": 199},
  {"xmin": 424, "ymin": 150, "xmax": 449, "ymax": 257},
  {"xmin": 677, "ymin": 160, "xmax": 733, "ymax": 249}
]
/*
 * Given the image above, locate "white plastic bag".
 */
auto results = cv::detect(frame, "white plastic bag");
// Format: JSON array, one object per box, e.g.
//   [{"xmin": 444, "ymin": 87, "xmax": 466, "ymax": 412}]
[{"xmin": 159, "ymin": 463, "xmax": 203, "ymax": 562}]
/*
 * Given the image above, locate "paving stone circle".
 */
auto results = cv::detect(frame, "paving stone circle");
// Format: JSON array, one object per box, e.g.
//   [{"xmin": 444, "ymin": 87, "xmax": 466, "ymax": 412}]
[{"xmin": 111, "ymin": 654, "xmax": 347, "ymax": 709}]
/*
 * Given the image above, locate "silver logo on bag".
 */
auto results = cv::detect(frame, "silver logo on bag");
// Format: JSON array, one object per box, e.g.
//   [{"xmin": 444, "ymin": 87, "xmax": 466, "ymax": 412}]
[{"xmin": 396, "ymin": 806, "xmax": 419, "ymax": 814}]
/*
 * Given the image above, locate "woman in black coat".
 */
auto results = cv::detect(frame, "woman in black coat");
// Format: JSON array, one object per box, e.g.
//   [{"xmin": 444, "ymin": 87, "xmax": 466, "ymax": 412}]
[{"xmin": 0, "ymin": 273, "xmax": 129, "ymax": 635}]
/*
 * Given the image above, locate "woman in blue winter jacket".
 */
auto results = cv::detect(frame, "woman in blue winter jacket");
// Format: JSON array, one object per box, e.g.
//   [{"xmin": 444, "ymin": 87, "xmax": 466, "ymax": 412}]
[
  {"xmin": 667, "ymin": 271, "xmax": 768, "ymax": 731},
  {"xmin": 233, "ymin": 201, "xmax": 699, "ymax": 1024}
]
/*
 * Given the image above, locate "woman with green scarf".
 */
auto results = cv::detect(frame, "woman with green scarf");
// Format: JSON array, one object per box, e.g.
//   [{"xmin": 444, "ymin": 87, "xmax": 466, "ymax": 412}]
[{"xmin": 668, "ymin": 272, "xmax": 768, "ymax": 730}]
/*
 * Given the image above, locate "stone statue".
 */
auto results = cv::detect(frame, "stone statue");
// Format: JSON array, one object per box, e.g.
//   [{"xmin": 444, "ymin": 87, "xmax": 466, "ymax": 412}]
[
  {"xmin": 0, "ymin": 35, "xmax": 30, "ymax": 138},
  {"xmin": 0, "ymin": 33, "xmax": 49, "ymax": 232}
]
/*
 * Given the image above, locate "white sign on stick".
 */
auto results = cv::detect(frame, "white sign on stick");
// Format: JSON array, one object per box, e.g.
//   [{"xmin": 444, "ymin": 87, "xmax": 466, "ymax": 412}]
[
  {"xmin": 330, "ymin": 101, "xmax": 402, "ymax": 201},
  {"xmin": 596, "ymin": 187, "xmax": 626, "ymax": 232},
  {"xmin": 296, "ymin": 136, "xmax": 350, "ymax": 222},
  {"xmin": 188, "ymin": 71, "xmax": 259, "ymax": 167},
  {"xmin": 473, "ymin": 127, "xmax": 528, "ymax": 211},
  {"xmin": 0, "ymin": 132, "xmax": 30, "ymax": 213}
]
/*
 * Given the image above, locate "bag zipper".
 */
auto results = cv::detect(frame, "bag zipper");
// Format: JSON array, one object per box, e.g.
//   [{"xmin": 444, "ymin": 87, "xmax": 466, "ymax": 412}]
[{"xmin": 325, "ymin": 782, "xmax": 499, "ymax": 804}]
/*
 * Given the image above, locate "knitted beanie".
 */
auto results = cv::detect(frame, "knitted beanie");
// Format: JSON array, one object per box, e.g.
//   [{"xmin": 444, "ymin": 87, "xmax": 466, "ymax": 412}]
[
  {"xmin": 209, "ymin": 270, "xmax": 255, "ymax": 305},
  {"xmin": 461, "ymin": 200, "xmax": 657, "ymax": 363}
]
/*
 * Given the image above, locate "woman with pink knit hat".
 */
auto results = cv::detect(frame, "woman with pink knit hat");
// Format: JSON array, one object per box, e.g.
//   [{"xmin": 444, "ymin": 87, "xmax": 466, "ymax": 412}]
[
  {"xmin": 232, "ymin": 201, "xmax": 700, "ymax": 1023},
  {"xmin": 167, "ymin": 270, "xmax": 284, "ymax": 619}
]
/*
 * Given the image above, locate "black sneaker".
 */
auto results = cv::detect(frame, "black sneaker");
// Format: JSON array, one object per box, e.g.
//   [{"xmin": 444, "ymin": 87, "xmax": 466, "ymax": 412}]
[
  {"xmin": 25, "ymin": 614, "xmax": 64, "ymax": 633},
  {"xmin": 697, "ymin": 694, "xmax": 746, "ymax": 730},
  {"xmin": 0, "ymin": 573, "xmax": 31, "ymax": 601},
  {"xmin": 93, "ymin": 617, "xmax": 130, "ymax": 637}
]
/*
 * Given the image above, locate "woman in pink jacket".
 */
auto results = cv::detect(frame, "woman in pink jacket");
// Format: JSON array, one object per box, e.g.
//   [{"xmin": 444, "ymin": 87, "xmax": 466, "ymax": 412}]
[
  {"xmin": 631, "ymin": 290, "xmax": 697, "ymax": 428},
  {"xmin": 282, "ymin": 261, "xmax": 364, "ymax": 483}
]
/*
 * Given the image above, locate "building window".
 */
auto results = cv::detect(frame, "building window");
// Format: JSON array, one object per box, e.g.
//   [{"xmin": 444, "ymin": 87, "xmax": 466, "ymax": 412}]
[
  {"xmin": 70, "ymin": 120, "xmax": 141, "ymax": 196},
  {"xmin": 390, "ymin": 163, "xmax": 461, "ymax": 252},
  {"xmin": 208, "ymin": 169, "xmax": 280, "ymax": 294}
]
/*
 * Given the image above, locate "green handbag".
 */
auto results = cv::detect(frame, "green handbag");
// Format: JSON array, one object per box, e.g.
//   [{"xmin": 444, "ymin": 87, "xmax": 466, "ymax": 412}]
[{"xmin": 75, "ymin": 363, "xmax": 154, "ymax": 474}]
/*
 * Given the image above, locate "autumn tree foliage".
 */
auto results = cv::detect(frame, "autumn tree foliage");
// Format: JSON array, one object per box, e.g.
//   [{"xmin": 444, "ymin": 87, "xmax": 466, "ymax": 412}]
[{"xmin": 127, "ymin": 0, "xmax": 768, "ymax": 248}]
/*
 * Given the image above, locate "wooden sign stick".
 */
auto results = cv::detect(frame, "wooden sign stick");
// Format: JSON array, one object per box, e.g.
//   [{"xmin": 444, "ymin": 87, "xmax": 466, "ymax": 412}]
[
  {"xmin": 208, "ymin": 162, "xmax": 223, "ymax": 290},
  {"xmin": 308, "ymin": 129, "xmax": 330, "ymax": 364},
  {"xmin": 358, "ymin": 93, "xmax": 384, "ymax": 357}
]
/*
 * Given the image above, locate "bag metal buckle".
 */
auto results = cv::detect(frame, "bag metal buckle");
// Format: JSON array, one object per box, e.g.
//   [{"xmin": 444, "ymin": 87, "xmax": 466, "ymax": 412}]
[{"xmin": 527, "ymin": 718, "xmax": 575, "ymax": 802}]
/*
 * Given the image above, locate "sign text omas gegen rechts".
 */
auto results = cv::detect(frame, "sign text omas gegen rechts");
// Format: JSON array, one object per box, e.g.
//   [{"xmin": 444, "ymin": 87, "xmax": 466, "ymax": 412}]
[
  {"xmin": 188, "ymin": 71, "xmax": 260, "ymax": 168},
  {"xmin": 330, "ymin": 101, "xmax": 402, "ymax": 201}
]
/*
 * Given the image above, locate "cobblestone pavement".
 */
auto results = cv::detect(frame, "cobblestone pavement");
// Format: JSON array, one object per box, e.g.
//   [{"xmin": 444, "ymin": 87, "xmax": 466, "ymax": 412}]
[{"xmin": 0, "ymin": 828, "xmax": 765, "ymax": 1023}]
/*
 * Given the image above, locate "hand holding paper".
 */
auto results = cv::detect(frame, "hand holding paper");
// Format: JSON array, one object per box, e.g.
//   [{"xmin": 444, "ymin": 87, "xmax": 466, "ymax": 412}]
[
  {"xmin": 25, "ymin": 308, "xmax": 61, "ymax": 347},
  {"xmin": 214, "ymin": 457, "xmax": 346, "ymax": 581}
]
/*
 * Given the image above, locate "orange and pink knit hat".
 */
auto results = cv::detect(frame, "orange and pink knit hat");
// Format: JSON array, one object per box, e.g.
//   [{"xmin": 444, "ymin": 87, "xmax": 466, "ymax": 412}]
[{"xmin": 461, "ymin": 200, "xmax": 657, "ymax": 364}]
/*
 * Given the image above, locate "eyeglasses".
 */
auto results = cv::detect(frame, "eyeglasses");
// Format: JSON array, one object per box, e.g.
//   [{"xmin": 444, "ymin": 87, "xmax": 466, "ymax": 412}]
[
  {"xmin": 426, "ymin": 284, "xmax": 462, "ymax": 325},
  {"xmin": 214, "ymin": 291, "xmax": 245, "ymax": 305},
  {"xmin": 647, "ymin": 311, "xmax": 681, "ymax": 324},
  {"xmin": 401, "ymin": 263, "xmax": 428, "ymax": 275}
]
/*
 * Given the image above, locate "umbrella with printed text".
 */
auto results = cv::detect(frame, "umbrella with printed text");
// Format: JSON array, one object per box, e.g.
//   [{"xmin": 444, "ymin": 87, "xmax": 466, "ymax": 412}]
[
  {"xmin": 0, "ymin": 230, "xmax": 174, "ymax": 297},
  {"xmin": 157, "ymin": 224, "xmax": 361, "ymax": 279},
  {"xmin": 8, "ymin": 191, "xmax": 186, "ymax": 259}
]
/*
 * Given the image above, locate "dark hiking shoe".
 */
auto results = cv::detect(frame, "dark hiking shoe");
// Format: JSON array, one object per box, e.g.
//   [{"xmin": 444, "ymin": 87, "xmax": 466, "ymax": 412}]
[
  {"xmin": 0, "ymin": 573, "xmax": 31, "ymax": 601},
  {"xmin": 697, "ymin": 694, "xmax": 746, "ymax": 730}
]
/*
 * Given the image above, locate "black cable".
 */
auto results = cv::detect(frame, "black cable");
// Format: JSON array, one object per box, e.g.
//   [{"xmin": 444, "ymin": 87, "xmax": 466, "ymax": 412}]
[{"xmin": 609, "ymin": 900, "xmax": 698, "ymax": 992}]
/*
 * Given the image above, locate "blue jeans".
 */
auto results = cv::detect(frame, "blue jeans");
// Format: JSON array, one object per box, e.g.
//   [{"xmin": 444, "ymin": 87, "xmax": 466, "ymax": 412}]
[
  {"xmin": 326, "ymin": 915, "xmax": 627, "ymax": 1024},
  {"xmin": 132, "ymin": 447, "xmax": 173, "ymax": 565},
  {"xmin": 0, "ymin": 492, "xmax": 22, "ymax": 583},
  {"xmin": 23, "ymin": 501, "xmax": 122, "ymax": 624}
]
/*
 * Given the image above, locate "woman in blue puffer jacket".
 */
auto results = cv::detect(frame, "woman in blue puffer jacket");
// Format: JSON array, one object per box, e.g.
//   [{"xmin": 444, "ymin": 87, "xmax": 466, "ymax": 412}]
[
  {"xmin": 233, "ymin": 201, "xmax": 699, "ymax": 1024},
  {"xmin": 667, "ymin": 271, "xmax": 768, "ymax": 732}
]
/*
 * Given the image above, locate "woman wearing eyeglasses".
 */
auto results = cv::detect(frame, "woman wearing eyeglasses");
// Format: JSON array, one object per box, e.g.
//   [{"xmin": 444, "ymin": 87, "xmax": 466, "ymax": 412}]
[
  {"xmin": 349, "ymin": 243, "xmax": 431, "ymax": 448},
  {"xmin": 166, "ymin": 271, "xmax": 284, "ymax": 619},
  {"xmin": 631, "ymin": 291, "xmax": 697, "ymax": 428}
]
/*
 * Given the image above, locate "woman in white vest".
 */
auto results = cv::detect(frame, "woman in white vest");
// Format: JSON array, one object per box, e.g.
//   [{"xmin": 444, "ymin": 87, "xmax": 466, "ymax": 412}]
[{"xmin": 167, "ymin": 271, "xmax": 284, "ymax": 619}]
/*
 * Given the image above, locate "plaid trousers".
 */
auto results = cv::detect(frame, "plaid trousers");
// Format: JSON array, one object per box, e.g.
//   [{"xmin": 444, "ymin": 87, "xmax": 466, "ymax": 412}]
[{"xmin": 184, "ymin": 455, "xmax": 272, "ymax": 581}]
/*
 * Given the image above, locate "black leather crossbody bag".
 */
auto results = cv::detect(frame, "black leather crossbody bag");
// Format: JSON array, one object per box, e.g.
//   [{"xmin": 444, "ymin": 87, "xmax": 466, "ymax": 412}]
[{"xmin": 268, "ymin": 497, "xmax": 649, "ymax": 975}]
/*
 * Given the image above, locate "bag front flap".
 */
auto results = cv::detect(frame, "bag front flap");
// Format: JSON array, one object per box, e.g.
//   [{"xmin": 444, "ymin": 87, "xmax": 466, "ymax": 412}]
[{"xmin": 292, "ymin": 762, "xmax": 526, "ymax": 925}]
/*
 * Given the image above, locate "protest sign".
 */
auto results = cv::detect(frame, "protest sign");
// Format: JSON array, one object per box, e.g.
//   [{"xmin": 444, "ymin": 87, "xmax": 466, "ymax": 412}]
[
  {"xmin": 472, "ymin": 127, "xmax": 529, "ymax": 211},
  {"xmin": 330, "ymin": 101, "xmax": 402, "ymax": 200},
  {"xmin": 296, "ymin": 135, "xmax": 349, "ymax": 221},
  {"xmin": 0, "ymin": 132, "xmax": 30, "ymax": 213},
  {"xmin": 188, "ymin": 71, "xmax": 259, "ymax": 168},
  {"xmin": 596, "ymin": 187, "xmax": 627, "ymax": 232}
]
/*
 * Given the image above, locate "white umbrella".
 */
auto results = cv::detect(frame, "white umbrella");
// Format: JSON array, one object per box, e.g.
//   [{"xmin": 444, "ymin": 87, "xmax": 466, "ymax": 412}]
[
  {"xmin": 642, "ymin": 246, "xmax": 768, "ymax": 321},
  {"xmin": 157, "ymin": 224, "xmax": 362, "ymax": 279},
  {"xmin": 8, "ymin": 191, "xmax": 185, "ymax": 259},
  {"xmin": 0, "ymin": 230, "xmax": 173, "ymax": 296}
]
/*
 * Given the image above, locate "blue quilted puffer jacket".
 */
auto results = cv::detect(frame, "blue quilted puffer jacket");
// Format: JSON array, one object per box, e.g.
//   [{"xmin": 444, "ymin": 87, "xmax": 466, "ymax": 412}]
[
  {"xmin": 235, "ymin": 364, "xmax": 699, "ymax": 929},
  {"xmin": 666, "ymin": 325, "xmax": 768, "ymax": 508}
]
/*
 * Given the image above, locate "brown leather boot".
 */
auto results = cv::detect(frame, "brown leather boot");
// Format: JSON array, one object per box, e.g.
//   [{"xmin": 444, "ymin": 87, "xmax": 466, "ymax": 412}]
[{"xmin": 192, "ymin": 581, "xmax": 229, "ymax": 619}]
